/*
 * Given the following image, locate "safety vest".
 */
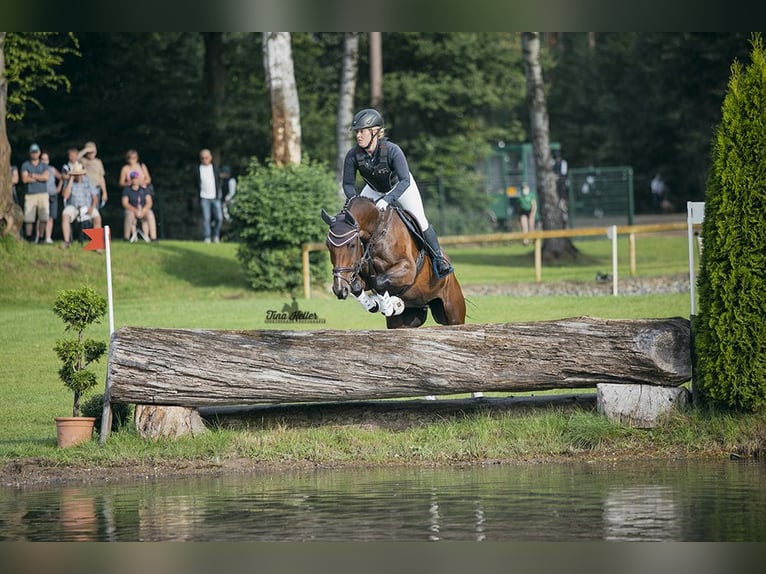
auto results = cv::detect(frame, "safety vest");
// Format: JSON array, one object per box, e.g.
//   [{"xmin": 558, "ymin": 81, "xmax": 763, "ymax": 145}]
[{"xmin": 355, "ymin": 139, "xmax": 400, "ymax": 193}]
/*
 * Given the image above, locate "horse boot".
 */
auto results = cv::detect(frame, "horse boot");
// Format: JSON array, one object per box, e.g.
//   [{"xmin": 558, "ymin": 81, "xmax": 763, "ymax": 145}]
[{"xmin": 423, "ymin": 226, "xmax": 453, "ymax": 278}]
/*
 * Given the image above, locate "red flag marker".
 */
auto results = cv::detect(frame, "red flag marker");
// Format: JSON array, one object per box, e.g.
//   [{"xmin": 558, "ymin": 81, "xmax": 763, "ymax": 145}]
[{"xmin": 83, "ymin": 227, "xmax": 108, "ymax": 251}]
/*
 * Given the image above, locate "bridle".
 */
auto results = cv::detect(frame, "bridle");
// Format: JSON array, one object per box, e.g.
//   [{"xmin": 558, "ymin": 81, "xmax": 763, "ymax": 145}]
[{"xmin": 327, "ymin": 205, "xmax": 389, "ymax": 292}]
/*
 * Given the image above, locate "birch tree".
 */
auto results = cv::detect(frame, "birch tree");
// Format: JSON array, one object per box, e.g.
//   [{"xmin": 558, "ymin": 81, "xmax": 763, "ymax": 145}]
[
  {"xmin": 203, "ymin": 32, "xmax": 225, "ymax": 164},
  {"xmin": 522, "ymin": 32, "xmax": 577, "ymax": 260},
  {"xmin": 263, "ymin": 32, "xmax": 301, "ymax": 166},
  {"xmin": 0, "ymin": 33, "xmax": 20, "ymax": 237},
  {"xmin": 335, "ymin": 32, "xmax": 359, "ymax": 195},
  {"xmin": 370, "ymin": 32, "xmax": 382, "ymax": 109}
]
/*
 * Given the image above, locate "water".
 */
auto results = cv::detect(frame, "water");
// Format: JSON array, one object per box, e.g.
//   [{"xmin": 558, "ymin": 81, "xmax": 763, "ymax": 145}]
[{"xmin": 1, "ymin": 459, "xmax": 763, "ymax": 541}]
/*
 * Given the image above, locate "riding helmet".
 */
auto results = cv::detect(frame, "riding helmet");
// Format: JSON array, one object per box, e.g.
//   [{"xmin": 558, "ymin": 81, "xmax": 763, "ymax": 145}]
[{"xmin": 352, "ymin": 108, "xmax": 384, "ymax": 131}]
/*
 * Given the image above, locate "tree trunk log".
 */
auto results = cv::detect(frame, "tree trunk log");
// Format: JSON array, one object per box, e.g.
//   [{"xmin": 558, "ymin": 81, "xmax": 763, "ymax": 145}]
[
  {"xmin": 107, "ymin": 317, "xmax": 691, "ymax": 407},
  {"xmin": 134, "ymin": 405, "xmax": 207, "ymax": 439}
]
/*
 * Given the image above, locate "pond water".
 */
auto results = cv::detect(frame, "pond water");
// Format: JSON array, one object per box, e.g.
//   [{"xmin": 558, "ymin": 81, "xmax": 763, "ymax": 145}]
[{"xmin": 1, "ymin": 459, "xmax": 763, "ymax": 541}]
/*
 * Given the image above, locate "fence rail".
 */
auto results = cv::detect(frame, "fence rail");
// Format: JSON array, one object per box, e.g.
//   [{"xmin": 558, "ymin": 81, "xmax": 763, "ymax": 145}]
[{"xmin": 302, "ymin": 221, "xmax": 699, "ymax": 299}]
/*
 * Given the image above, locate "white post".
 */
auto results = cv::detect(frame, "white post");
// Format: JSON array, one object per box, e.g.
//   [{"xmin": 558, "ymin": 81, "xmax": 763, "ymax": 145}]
[
  {"xmin": 687, "ymin": 202, "xmax": 705, "ymax": 316},
  {"xmin": 100, "ymin": 225, "xmax": 115, "ymax": 444},
  {"xmin": 104, "ymin": 225, "xmax": 114, "ymax": 335},
  {"xmin": 609, "ymin": 225, "xmax": 618, "ymax": 296}
]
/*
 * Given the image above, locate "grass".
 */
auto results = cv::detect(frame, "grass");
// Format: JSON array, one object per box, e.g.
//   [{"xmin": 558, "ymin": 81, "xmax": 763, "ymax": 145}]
[{"xmin": 0, "ymin": 233, "xmax": 761, "ymax": 472}]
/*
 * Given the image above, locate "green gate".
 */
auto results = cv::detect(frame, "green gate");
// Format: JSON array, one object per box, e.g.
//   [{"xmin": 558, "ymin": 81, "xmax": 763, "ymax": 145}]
[{"xmin": 482, "ymin": 141, "xmax": 560, "ymax": 229}]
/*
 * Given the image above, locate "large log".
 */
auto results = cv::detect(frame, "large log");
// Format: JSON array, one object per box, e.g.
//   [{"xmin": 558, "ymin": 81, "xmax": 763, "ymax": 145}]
[{"xmin": 107, "ymin": 317, "xmax": 690, "ymax": 407}]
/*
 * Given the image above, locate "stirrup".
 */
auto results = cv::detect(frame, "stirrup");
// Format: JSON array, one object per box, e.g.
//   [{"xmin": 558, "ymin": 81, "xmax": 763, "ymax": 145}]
[{"xmin": 432, "ymin": 257, "xmax": 454, "ymax": 278}]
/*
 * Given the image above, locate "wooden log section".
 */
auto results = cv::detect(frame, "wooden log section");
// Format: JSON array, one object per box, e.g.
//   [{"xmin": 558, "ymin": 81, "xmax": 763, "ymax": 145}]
[{"xmin": 107, "ymin": 317, "xmax": 691, "ymax": 407}]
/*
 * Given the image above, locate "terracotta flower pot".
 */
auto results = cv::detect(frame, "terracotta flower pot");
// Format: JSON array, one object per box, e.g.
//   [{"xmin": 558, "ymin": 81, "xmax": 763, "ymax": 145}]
[{"xmin": 55, "ymin": 417, "xmax": 96, "ymax": 448}]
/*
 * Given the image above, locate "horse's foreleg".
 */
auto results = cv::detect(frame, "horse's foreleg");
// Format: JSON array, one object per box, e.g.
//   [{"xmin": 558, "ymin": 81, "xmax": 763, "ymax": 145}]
[
  {"xmin": 373, "ymin": 260, "xmax": 416, "ymax": 294},
  {"xmin": 370, "ymin": 291, "xmax": 405, "ymax": 317},
  {"xmin": 353, "ymin": 290, "xmax": 380, "ymax": 313}
]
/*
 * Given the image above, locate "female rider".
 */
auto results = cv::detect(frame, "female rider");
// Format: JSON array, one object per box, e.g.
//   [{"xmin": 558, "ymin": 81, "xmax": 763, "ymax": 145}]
[{"xmin": 341, "ymin": 108, "xmax": 453, "ymax": 278}]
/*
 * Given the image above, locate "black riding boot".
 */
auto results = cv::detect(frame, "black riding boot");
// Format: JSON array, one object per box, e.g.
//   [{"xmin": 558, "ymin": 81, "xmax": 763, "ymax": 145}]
[{"xmin": 423, "ymin": 226, "xmax": 453, "ymax": 278}]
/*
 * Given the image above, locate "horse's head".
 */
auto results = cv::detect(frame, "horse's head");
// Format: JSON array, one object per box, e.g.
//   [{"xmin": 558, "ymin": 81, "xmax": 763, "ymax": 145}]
[{"xmin": 321, "ymin": 207, "xmax": 365, "ymax": 299}]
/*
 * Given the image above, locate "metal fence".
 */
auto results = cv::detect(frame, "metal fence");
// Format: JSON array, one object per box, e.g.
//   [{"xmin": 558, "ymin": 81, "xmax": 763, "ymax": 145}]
[{"xmin": 567, "ymin": 166, "xmax": 635, "ymax": 227}]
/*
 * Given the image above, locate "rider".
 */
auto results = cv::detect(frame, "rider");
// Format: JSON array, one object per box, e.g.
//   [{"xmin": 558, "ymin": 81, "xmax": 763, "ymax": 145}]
[{"xmin": 342, "ymin": 108, "xmax": 453, "ymax": 278}]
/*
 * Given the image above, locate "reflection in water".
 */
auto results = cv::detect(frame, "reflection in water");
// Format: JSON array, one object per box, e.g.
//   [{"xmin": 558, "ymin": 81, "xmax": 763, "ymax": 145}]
[
  {"xmin": 0, "ymin": 460, "xmax": 764, "ymax": 541},
  {"xmin": 59, "ymin": 488, "xmax": 98, "ymax": 541},
  {"xmin": 603, "ymin": 485, "xmax": 681, "ymax": 541},
  {"xmin": 428, "ymin": 489, "xmax": 440, "ymax": 541}
]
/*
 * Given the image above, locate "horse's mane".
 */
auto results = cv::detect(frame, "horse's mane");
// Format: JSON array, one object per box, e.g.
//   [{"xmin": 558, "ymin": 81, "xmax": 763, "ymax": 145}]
[{"xmin": 344, "ymin": 195, "xmax": 376, "ymax": 211}]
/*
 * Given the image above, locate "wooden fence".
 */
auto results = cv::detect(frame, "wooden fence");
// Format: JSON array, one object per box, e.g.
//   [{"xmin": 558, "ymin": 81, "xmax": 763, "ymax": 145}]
[{"xmin": 302, "ymin": 221, "xmax": 699, "ymax": 299}]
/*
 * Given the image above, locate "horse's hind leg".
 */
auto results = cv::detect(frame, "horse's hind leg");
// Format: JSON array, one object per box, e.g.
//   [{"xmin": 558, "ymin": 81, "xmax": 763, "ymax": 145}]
[
  {"xmin": 430, "ymin": 280, "xmax": 466, "ymax": 326},
  {"xmin": 386, "ymin": 307, "xmax": 428, "ymax": 329}
]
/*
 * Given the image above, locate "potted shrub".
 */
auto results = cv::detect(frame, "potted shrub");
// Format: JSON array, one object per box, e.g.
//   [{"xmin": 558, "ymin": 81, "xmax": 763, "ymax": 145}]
[{"xmin": 52, "ymin": 286, "xmax": 108, "ymax": 448}]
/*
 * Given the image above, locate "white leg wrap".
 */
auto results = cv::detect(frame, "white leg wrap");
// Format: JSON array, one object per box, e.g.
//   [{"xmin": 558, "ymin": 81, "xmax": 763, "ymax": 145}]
[
  {"xmin": 354, "ymin": 290, "xmax": 379, "ymax": 312},
  {"xmin": 375, "ymin": 291, "xmax": 405, "ymax": 317}
]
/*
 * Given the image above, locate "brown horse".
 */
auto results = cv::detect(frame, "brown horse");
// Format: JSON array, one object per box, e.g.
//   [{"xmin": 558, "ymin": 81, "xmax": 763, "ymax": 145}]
[{"xmin": 321, "ymin": 196, "xmax": 466, "ymax": 328}]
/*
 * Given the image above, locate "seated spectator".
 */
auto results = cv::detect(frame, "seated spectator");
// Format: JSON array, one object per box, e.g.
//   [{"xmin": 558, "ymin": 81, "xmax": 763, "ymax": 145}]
[
  {"xmin": 118, "ymin": 149, "xmax": 152, "ymax": 188},
  {"xmin": 60, "ymin": 162, "xmax": 102, "ymax": 249},
  {"xmin": 121, "ymin": 170, "xmax": 157, "ymax": 242}
]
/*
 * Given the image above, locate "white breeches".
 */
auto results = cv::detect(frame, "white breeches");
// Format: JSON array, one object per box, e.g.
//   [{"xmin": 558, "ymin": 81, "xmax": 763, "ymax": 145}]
[{"xmin": 360, "ymin": 174, "xmax": 430, "ymax": 231}]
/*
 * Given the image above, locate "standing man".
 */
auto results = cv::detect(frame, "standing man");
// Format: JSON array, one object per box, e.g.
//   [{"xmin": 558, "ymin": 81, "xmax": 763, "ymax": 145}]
[
  {"xmin": 21, "ymin": 143, "xmax": 50, "ymax": 242},
  {"xmin": 195, "ymin": 149, "xmax": 223, "ymax": 243},
  {"xmin": 78, "ymin": 141, "xmax": 108, "ymax": 208},
  {"xmin": 650, "ymin": 173, "xmax": 666, "ymax": 213}
]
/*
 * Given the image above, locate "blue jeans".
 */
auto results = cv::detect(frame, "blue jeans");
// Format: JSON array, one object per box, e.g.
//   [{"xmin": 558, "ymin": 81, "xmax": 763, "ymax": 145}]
[{"xmin": 200, "ymin": 197, "xmax": 223, "ymax": 240}]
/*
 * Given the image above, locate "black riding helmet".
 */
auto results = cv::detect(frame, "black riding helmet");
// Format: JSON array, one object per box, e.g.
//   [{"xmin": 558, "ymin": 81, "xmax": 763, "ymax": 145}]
[{"xmin": 351, "ymin": 108, "xmax": 383, "ymax": 131}]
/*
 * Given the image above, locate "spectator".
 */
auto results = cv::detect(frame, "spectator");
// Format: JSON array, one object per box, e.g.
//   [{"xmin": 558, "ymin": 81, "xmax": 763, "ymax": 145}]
[
  {"xmin": 220, "ymin": 165, "xmax": 237, "ymax": 221},
  {"xmin": 78, "ymin": 141, "xmax": 108, "ymax": 207},
  {"xmin": 552, "ymin": 149, "xmax": 569, "ymax": 200},
  {"xmin": 121, "ymin": 170, "xmax": 157, "ymax": 243},
  {"xmin": 195, "ymin": 148, "xmax": 223, "ymax": 243},
  {"xmin": 518, "ymin": 183, "xmax": 537, "ymax": 246},
  {"xmin": 41, "ymin": 151, "xmax": 63, "ymax": 244},
  {"xmin": 11, "ymin": 164, "xmax": 19, "ymax": 205},
  {"xmin": 118, "ymin": 149, "xmax": 152, "ymax": 188},
  {"xmin": 21, "ymin": 143, "xmax": 50, "ymax": 242},
  {"xmin": 552, "ymin": 150, "xmax": 569, "ymax": 229},
  {"xmin": 60, "ymin": 147, "xmax": 80, "ymax": 186},
  {"xmin": 650, "ymin": 173, "xmax": 667, "ymax": 213},
  {"xmin": 60, "ymin": 162, "xmax": 102, "ymax": 249}
]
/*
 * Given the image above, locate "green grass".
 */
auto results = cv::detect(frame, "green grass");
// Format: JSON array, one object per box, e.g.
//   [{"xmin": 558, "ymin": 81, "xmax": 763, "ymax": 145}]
[{"xmin": 2, "ymin": 233, "xmax": 759, "ymax": 469}]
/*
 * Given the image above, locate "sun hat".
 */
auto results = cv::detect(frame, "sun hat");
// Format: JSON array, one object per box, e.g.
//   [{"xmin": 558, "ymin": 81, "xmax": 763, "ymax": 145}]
[
  {"xmin": 129, "ymin": 170, "xmax": 141, "ymax": 179},
  {"xmin": 68, "ymin": 162, "xmax": 88, "ymax": 176}
]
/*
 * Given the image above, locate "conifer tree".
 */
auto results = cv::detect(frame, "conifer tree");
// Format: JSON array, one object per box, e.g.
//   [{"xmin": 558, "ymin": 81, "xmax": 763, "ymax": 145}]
[{"xmin": 694, "ymin": 34, "xmax": 766, "ymax": 412}]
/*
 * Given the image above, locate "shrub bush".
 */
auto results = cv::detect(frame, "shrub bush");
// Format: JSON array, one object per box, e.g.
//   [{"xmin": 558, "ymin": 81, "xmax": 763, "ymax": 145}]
[
  {"xmin": 80, "ymin": 393, "xmax": 133, "ymax": 432},
  {"xmin": 230, "ymin": 158, "xmax": 342, "ymax": 292},
  {"xmin": 694, "ymin": 35, "xmax": 766, "ymax": 412}
]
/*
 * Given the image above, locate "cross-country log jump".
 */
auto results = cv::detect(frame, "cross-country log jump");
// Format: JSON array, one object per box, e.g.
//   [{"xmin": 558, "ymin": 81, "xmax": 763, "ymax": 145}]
[{"xmin": 106, "ymin": 317, "xmax": 691, "ymax": 408}]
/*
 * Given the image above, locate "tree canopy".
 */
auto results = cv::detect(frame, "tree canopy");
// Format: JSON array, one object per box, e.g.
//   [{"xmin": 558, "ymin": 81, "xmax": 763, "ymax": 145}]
[{"xmin": 4, "ymin": 32, "xmax": 757, "ymax": 239}]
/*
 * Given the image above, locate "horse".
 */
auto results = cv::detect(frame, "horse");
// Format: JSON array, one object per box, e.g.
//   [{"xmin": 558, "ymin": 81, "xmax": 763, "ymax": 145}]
[{"xmin": 321, "ymin": 196, "xmax": 466, "ymax": 329}]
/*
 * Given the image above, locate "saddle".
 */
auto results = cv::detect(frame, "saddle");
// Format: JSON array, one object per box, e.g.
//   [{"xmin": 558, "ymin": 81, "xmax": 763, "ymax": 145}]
[{"xmin": 389, "ymin": 205, "xmax": 427, "ymax": 272}]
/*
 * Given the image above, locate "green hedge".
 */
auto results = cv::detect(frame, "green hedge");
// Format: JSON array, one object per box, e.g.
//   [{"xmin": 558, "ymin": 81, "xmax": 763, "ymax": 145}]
[
  {"xmin": 694, "ymin": 35, "xmax": 766, "ymax": 412},
  {"xmin": 230, "ymin": 158, "xmax": 342, "ymax": 293}
]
